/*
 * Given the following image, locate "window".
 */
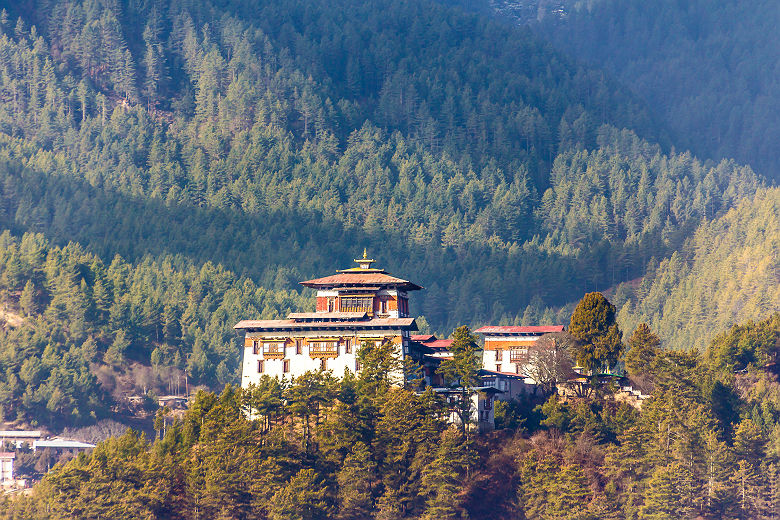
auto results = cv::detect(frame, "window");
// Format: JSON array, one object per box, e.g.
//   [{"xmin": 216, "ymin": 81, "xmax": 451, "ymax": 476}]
[
  {"xmin": 495, "ymin": 350, "xmax": 503, "ymax": 361},
  {"xmin": 355, "ymin": 359, "xmax": 362, "ymax": 371},
  {"xmin": 344, "ymin": 339, "xmax": 352, "ymax": 354},
  {"xmin": 253, "ymin": 340, "xmax": 259, "ymax": 355},
  {"xmin": 262, "ymin": 342, "xmax": 285, "ymax": 357},
  {"xmin": 283, "ymin": 360, "xmax": 290, "ymax": 373},
  {"xmin": 515, "ymin": 364, "xmax": 521, "ymax": 375},
  {"xmin": 496, "ymin": 364, "xmax": 502, "ymax": 373},
  {"xmin": 320, "ymin": 358, "xmax": 327, "ymax": 371},
  {"xmin": 257, "ymin": 360, "xmax": 264, "ymax": 373},
  {"xmin": 340, "ymin": 296, "xmax": 373, "ymax": 313},
  {"xmin": 295, "ymin": 340, "xmax": 302, "ymax": 355},
  {"xmin": 484, "ymin": 397, "xmax": 492, "ymax": 410},
  {"xmin": 310, "ymin": 342, "xmax": 338, "ymax": 356}
]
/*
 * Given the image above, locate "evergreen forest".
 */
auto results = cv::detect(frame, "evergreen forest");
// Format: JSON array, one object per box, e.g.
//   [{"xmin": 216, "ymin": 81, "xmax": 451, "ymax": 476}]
[
  {"xmin": 1, "ymin": 314, "xmax": 779, "ymax": 519},
  {"xmin": 0, "ymin": 0, "xmax": 776, "ymax": 516}
]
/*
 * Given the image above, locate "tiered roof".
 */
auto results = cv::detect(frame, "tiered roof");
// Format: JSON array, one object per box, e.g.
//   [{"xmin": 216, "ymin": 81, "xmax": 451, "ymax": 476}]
[
  {"xmin": 300, "ymin": 250, "xmax": 422, "ymax": 291},
  {"xmin": 234, "ymin": 317, "xmax": 417, "ymax": 332}
]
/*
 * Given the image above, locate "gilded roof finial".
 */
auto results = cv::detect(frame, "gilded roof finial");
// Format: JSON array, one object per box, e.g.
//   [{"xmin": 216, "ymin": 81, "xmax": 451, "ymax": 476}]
[{"xmin": 354, "ymin": 249, "xmax": 375, "ymax": 270}]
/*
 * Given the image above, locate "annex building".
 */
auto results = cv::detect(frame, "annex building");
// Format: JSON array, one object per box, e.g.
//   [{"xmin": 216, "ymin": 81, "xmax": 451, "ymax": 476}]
[
  {"xmin": 234, "ymin": 252, "xmax": 422, "ymax": 384},
  {"xmin": 476, "ymin": 325, "xmax": 565, "ymax": 379}
]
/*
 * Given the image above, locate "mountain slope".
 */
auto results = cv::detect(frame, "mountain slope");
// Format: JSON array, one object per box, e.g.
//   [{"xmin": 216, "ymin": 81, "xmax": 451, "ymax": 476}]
[
  {"xmin": 0, "ymin": 0, "xmax": 771, "ymax": 429},
  {"xmin": 616, "ymin": 187, "xmax": 780, "ymax": 350},
  {"xmin": 536, "ymin": 0, "xmax": 780, "ymax": 183}
]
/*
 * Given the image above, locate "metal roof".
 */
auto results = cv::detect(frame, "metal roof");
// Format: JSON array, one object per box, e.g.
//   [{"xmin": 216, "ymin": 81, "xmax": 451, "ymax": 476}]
[
  {"xmin": 479, "ymin": 369, "xmax": 526, "ymax": 379},
  {"xmin": 300, "ymin": 272, "xmax": 422, "ymax": 291},
  {"xmin": 33, "ymin": 439, "xmax": 96, "ymax": 450},
  {"xmin": 474, "ymin": 325, "xmax": 565, "ymax": 334},
  {"xmin": 423, "ymin": 339, "xmax": 454, "ymax": 350},
  {"xmin": 235, "ymin": 317, "xmax": 417, "ymax": 331},
  {"xmin": 0, "ymin": 430, "xmax": 42, "ymax": 438}
]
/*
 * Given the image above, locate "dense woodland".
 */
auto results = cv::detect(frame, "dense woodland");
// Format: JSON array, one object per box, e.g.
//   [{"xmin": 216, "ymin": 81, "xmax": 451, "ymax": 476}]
[
  {"xmin": 0, "ymin": 313, "xmax": 778, "ymax": 519},
  {"xmin": 0, "ymin": 0, "xmax": 775, "ymax": 517},
  {"xmin": 0, "ymin": 0, "xmax": 772, "ymax": 426},
  {"xmin": 538, "ymin": 0, "xmax": 780, "ymax": 183}
]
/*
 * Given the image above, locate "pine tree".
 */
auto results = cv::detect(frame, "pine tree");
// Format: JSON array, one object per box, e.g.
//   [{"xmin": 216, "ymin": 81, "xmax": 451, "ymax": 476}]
[
  {"xmin": 437, "ymin": 326, "xmax": 482, "ymax": 435},
  {"xmin": 336, "ymin": 442, "xmax": 376, "ymax": 520},
  {"xmin": 623, "ymin": 323, "xmax": 661, "ymax": 377},
  {"xmin": 19, "ymin": 279, "xmax": 37, "ymax": 316},
  {"xmin": 269, "ymin": 469, "xmax": 332, "ymax": 520},
  {"xmin": 641, "ymin": 462, "xmax": 694, "ymax": 519},
  {"xmin": 569, "ymin": 292, "xmax": 624, "ymax": 373},
  {"xmin": 420, "ymin": 428, "xmax": 474, "ymax": 520},
  {"xmin": 733, "ymin": 418, "xmax": 766, "ymax": 465},
  {"xmin": 730, "ymin": 459, "xmax": 762, "ymax": 519}
]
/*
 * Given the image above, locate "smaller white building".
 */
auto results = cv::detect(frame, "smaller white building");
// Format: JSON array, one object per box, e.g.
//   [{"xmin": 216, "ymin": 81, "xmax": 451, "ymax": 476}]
[
  {"xmin": 430, "ymin": 386, "xmax": 501, "ymax": 432},
  {"xmin": 0, "ymin": 452, "xmax": 14, "ymax": 484},
  {"xmin": 476, "ymin": 325, "xmax": 565, "ymax": 384},
  {"xmin": 0, "ymin": 430, "xmax": 42, "ymax": 449},
  {"xmin": 33, "ymin": 438, "xmax": 96, "ymax": 453}
]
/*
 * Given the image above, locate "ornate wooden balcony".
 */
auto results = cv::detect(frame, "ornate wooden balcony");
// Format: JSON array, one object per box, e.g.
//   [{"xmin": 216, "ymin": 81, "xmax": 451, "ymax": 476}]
[
  {"xmin": 309, "ymin": 343, "xmax": 339, "ymax": 358},
  {"xmin": 262, "ymin": 345, "xmax": 286, "ymax": 359}
]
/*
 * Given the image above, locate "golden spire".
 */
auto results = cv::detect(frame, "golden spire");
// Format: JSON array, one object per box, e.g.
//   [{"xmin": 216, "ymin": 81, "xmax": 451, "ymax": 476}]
[{"xmin": 354, "ymin": 249, "xmax": 375, "ymax": 270}]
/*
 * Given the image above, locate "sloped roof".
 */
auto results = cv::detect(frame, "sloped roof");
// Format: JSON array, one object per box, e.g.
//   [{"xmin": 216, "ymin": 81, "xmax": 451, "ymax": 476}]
[
  {"xmin": 479, "ymin": 369, "xmax": 526, "ymax": 379},
  {"xmin": 411, "ymin": 334, "xmax": 437, "ymax": 342},
  {"xmin": 475, "ymin": 325, "xmax": 565, "ymax": 334},
  {"xmin": 34, "ymin": 439, "xmax": 96, "ymax": 450},
  {"xmin": 235, "ymin": 317, "xmax": 417, "ymax": 331},
  {"xmin": 424, "ymin": 339, "xmax": 454, "ymax": 350},
  {"xmin": 300, "ymin": 271, "xmax": 422, "ymax": 291}
]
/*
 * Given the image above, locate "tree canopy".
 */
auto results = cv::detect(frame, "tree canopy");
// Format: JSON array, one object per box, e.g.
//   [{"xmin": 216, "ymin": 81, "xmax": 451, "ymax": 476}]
[{"xmin": 568, "ymin": 292, "xmax": 624, "ymax": 373}]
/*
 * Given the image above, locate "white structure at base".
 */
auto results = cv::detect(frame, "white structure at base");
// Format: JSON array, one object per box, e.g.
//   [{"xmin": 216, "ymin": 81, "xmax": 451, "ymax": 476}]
[{"xmin": 0, "ymin": 453, "xmax": 13, "ymax": 483}]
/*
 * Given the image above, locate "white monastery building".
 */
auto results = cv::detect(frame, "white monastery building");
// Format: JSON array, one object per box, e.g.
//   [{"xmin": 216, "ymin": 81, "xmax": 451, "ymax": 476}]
[{"xmin": 235, "ymin": 252, "xmax": 422, "ymax": 384}]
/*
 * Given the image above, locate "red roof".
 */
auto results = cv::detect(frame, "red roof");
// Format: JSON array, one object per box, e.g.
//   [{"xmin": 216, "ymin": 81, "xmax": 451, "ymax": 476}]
[
  {"xmin": 480, "ymin": 369, "xmax": 526, "ymax": 378},
  {"xmin": 425, "ymin": 339, "xmax": 454, "ymax": 350},
  {"xmin": 300, "ymin": 271, "xmax": 422, "ymax": 291},
  {"xmin": 411, "ymin": 334, "xmax": 437, "ymax": 342},
  {"xmin": 235, "ymin": 317, "xmax": 417, "ymax": 330},
  {"xmin": 474, "ymin": 326, "xmax": 565, "ymax": 334}
]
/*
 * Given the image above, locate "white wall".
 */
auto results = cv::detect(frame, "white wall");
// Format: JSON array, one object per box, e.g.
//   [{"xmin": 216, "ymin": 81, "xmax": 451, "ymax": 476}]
[{"xmin": 241, "ymin": 329, "xmax": 407, "ymax": 387}]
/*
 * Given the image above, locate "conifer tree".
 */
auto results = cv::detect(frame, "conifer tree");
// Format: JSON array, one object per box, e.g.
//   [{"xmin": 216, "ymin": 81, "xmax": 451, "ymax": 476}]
[
  {"xmin": 623, "ymin": 323, "xmax": 661, "ymax": 377},
  {"xmin": 420, "ymin": 428, "xmax": 474, "ymax": 520},
  {"xmin": 437, "ymin": 325, "xmax": 481, "ymax": 435},
  {"xmin": 336, "ymin": 442, "xmax": 376, "ymax": 520},
  {"xmin": 269, "ymin": 468, "xmax": 331, "ymax": 520},
  {"xmin": 20, "ymin": 279, "xmax": 37, "ymax": 316},
  {"xmin": 569, "ymin": 292, "xmax": 624, "ymax": 373}
]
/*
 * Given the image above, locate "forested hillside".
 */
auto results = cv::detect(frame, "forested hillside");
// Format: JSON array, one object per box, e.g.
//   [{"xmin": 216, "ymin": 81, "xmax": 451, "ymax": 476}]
[
  {"xmin": 615, "ymin": 187, "xmax": 780, "ymax": 351},
  {"xmin": 537, "ymin": 0, "xmax": 780, "ymax": 183},
  {"xmin": 0, "ymin": 231, "xmax": 304, "ymax": 427},
  {"xmin": 1, "ymin": 314, "xmax": 779, "ymax": 519},
  {"xmin": 0, "ymin": 0, "xmax": 773, "ymax": 428}
]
